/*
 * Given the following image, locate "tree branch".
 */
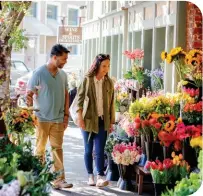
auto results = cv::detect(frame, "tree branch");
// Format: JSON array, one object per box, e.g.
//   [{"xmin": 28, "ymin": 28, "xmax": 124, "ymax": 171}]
[{"xmin": 0, "ymin": 2, "xmax": 31, "ymax": 40}]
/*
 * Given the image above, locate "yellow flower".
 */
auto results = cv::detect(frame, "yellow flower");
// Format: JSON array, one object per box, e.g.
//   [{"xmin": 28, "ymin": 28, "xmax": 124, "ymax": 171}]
[
  {"xmin": 171, "ymin": 151, "xmax": 175, "ymax": 158},
  {"xmin": 190, "ymin": 136, "xmax": 203, "ymax": 148},
  {"xmin": 170, "ymin": 47, "xmax": 183, "ymax": 57},
  {"xmin": 166, "ymin": 54, "xmax": 172, "ymax": 64},
  {"xmin": 161, "ymin": 51, "xmax": 167, "ymax": 61},
  {"xmin": 188, "ymin": 49, "xmax": 203, "ymax": 58},
  {"xmin": 177, "ymin": 117, "xmax": 182, "ymax": 123}
]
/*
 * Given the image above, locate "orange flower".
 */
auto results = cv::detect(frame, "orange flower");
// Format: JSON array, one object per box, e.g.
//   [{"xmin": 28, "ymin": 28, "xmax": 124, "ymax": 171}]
[
  {"xmin": 21, "ymin": 110, "xmax": 29, "ymax": 118},
  {"xmin": 151, "ymin": 113, "xmax": 164, "ymax": 119},
  {"xmin": 164, "ymin": 121, "xmax": 175, "ymax": 132},
  {"xmin": 177, "ymin": 117, "xmax": 182, "ymax": 123}
]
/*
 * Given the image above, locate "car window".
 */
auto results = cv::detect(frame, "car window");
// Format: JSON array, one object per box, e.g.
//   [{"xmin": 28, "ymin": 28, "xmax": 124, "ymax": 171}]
[{"xmin": 14, "ymin": 62, "xmax": 29, "ymax": 72}]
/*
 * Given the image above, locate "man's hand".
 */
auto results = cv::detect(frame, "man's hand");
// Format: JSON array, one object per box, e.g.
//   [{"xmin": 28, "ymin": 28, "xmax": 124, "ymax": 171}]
[
  {"xmin": 63, "ymin": 115, "xmax": 69, "ymax": 130},
  {"xmin": 26, "ymin": 90, "xmax": 34, "ymax": 106}
]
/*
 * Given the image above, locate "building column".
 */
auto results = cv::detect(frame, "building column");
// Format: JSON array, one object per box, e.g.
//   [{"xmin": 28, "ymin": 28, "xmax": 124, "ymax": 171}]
[
  {"xmin": 117, "ymin": 33, "xmax": 122, "ymax": 79},
  {"xmin": 122, "ymin": 8, "xmax": 128, "ymax": 74},
  {"xmin": 110, "ymin": 35, "xmax": 114, "ymax": 77}
]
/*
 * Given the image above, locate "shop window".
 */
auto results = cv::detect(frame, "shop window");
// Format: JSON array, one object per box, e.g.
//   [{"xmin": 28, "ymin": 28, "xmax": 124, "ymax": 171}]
[
  {"xmin": 67, "ymin": 45, "xmax": 78, "ymax": 55},
  {"xmin": 68, "ymin": 8, "xmax": 78, "ymax": 26},
  {"xmin": 111, "ymin": 1, "xmax": 117, "ymax": 11},
  {"xmin": 47, "ymin": 4, "xmax": 58, "ymax": 20},
  {"xmin": 28, "ymin": 2, "xmax": 37, "ymax": 18}
]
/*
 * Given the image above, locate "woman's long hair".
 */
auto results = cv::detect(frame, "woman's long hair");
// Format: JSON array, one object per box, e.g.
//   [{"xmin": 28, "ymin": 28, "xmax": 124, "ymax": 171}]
[{"xmin": 86, "ymin": 54, "xmax": 110, "ymax": 77}]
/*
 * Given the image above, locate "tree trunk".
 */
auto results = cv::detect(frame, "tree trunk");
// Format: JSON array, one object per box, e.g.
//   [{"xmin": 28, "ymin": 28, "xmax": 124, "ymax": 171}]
[{"xmin": 0, "ymin": 39, "xmax": 12, "ymax": 136}]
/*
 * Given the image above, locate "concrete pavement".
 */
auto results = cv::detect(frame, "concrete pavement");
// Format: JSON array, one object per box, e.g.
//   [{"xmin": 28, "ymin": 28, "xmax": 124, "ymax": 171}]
[{"xmin": 51, "ymin": 122, "xmax": 153, "ymax": 196}]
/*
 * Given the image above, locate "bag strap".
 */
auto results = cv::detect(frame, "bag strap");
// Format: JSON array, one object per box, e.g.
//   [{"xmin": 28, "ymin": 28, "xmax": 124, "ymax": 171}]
[{"xmin": 85, "ymin": 77, "xmax": 89, "ymax": 97}]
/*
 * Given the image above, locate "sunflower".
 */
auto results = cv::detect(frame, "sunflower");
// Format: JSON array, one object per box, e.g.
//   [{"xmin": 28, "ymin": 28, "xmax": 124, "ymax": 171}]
[
  {"xmin": 161, "ymin": 51, "xmax": 167, "ymax": 61},
  {"xmin": 188, "ymin": 57, "xmax": 201, "ymax": 66},
  {"xmin": 166, "ymin": 54, "xmax": 172, "ymax": 64},
  {"xmin": 164, "ymin": 120, "xmax": 175, "ymax": 132},
  {"xmin": 170, "ymin": 47, "xmax": 183, "ymax": 57},
  {"xmin": 188, "ymin": 49, "xmax": 203, "ymax": 58}
]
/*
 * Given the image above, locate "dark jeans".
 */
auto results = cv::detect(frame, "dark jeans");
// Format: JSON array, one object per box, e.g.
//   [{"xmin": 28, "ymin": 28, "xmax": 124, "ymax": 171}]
[{"xmin": 81, "ymin": 117, "xmax": 107, "ymax": 176}]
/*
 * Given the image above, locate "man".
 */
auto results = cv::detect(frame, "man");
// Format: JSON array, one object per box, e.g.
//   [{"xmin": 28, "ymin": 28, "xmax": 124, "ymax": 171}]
[
  {"xmin": 69, "ymin": 80, "xmax": 77, "ymax": 108},
  {"xmin": 26, "ymin": 44, "xmax": 73, "ymax": 189}
]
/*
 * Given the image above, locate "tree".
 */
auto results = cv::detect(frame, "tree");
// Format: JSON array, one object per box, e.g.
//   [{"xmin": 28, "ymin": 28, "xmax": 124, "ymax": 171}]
[{"xmin": 0, "ymin": 1, "xmax": 31, "ymax": 136}]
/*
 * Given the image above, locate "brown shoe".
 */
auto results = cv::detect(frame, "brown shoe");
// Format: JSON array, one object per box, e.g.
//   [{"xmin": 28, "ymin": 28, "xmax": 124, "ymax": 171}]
[
  {"xmin": 96, "ymin": 175, "xmax": 109, "ymax": 188},
  {"xmin": 52, "ymin": 180, "xmax": 73, "ymax": 189}
]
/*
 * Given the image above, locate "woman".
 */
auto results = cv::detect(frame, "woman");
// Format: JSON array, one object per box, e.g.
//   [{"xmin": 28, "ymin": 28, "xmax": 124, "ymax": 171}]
[{"xmin": 76, "ymin": 54, "xmax": 115, "ymax": 187}]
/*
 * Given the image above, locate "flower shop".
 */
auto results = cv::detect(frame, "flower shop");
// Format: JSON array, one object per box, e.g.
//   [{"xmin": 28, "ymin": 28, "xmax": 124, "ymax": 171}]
[{"xmin": 105, "ymin": 48, "xmax": 202, "ymax": 195}]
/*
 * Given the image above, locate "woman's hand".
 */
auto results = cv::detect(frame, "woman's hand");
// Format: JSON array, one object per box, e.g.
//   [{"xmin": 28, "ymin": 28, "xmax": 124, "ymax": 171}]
[
  {"xmin": 78, "ymin": 117, "xmax": 85, "ymax": 130},
  {"xmin": 78, "ymin": 110, "xmax": 85, "ymax": 130}
]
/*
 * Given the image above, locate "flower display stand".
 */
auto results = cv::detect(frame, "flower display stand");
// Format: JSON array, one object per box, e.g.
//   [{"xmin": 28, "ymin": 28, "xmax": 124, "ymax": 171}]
[{"xmin": 135, "ymin": 165, "xmax": 151, "ymax": 195}]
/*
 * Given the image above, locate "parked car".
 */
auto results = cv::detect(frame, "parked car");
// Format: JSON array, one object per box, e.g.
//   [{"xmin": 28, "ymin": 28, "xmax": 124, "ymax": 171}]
[
  {"xmin": 10, "ymin": 60, "xmax": 31, "ymax": 85},
  {"xmin": 14, "ymin": 71, "xmax": 33, "ymax": 97},
  {"xmin": 14, "ymin": 67, "xmax": 79, "ymax": 98}
]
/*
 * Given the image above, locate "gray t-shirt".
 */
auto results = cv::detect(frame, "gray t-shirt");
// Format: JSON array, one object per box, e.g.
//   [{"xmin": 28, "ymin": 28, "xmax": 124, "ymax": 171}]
[{"xmin": 27, "ymin": 65, "xmax": 68, "ymax": 123}]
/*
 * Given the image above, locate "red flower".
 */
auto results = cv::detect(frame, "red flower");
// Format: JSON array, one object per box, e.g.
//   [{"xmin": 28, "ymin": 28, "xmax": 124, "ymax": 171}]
[
  {"xmin": 154, "ymin": 123, "xmax": 162, "ymax": 130},
  {"xmin": 134, "ymin": 117, "xmax": 141, "ymax": 123},
  {"xmin": 174, "ymin": 140, "xmax": 182, "ymax": 151},
  {"xmin": 190, "ymin": 125, "xmax": 202, "ymax": 138},
  {"xmin": 149, "ymin": 118, "xmax": 157, "ymax": 125},
  {"xmin": 142, "ymin": 120, "xmax": 149, "ymax": 128},
  {"xmin": 134, "ymin": 122, "xmax": 141, "ymax": 129}
]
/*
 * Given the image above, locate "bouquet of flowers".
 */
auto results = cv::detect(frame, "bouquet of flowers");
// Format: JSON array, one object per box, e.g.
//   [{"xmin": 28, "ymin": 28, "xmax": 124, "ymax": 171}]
[
  {"xmin": 115, "ymin": 91, "xmax": 129, "ymax": 113},
  {"xmin": 2, "ymin": 107, "xmax": 37, "ymax": 144},
  {"xmin": 112, "ymin": 142, "xmax": 142, "ymax": 165},
  {"xmin": 145, "ymin": 152, "xmax": 190, "ymax": 184},
  {"xmin": 162, "ymin": 150, "xmax": 202, "ymax": 196},
  {"xmin": 123, "ymin": 49, "xmax": 146, "ymax": 84},
  {"xmin": 145, "ymin": 66, "xmax": 164, "ymax": 91},
  {"xmin": 182, "ymin": 101, "xmax": 202, "ymax": 125}
]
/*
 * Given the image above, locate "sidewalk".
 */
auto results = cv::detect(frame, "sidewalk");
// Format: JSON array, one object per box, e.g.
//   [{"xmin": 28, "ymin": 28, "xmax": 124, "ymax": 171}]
[{"xmin": 51, "ymin": 122, "xmax": 152, "ymax": 196}]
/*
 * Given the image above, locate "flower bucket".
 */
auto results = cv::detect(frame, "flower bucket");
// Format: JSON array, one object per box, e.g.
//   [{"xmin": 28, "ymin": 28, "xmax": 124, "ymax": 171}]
[
  {"xmin": 153, "ymin": 183, "xmax": 175, "ymax": 196},
  {"xmin": 117, "ymin": 164, "xmax": 134, "ymax": 191},
  {"xmin": 106, "ymin": 155, "xmax": 119, "ymax": 181},
  {"xmin": 145, "ymin": 141, "xmax": 164, "ymax": 161}
]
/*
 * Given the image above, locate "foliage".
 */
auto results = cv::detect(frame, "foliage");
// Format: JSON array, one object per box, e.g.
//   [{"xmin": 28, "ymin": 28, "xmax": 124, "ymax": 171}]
[
  {"xmin": 123, "ymin": 49, "xmax": 146, "ymax": 84},
  {"xmin": 0, "ymin": 1, "xmax": 31, "ymax": 49},
  {"xmin": 0, "ymin": 138, "xmax": 56, "ymax": 195}
]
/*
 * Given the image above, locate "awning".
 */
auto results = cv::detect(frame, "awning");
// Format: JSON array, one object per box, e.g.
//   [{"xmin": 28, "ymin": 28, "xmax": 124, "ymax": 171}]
[{"xmin": 23, "ymin": 16, "xmax": 54, "ymax": 36}]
